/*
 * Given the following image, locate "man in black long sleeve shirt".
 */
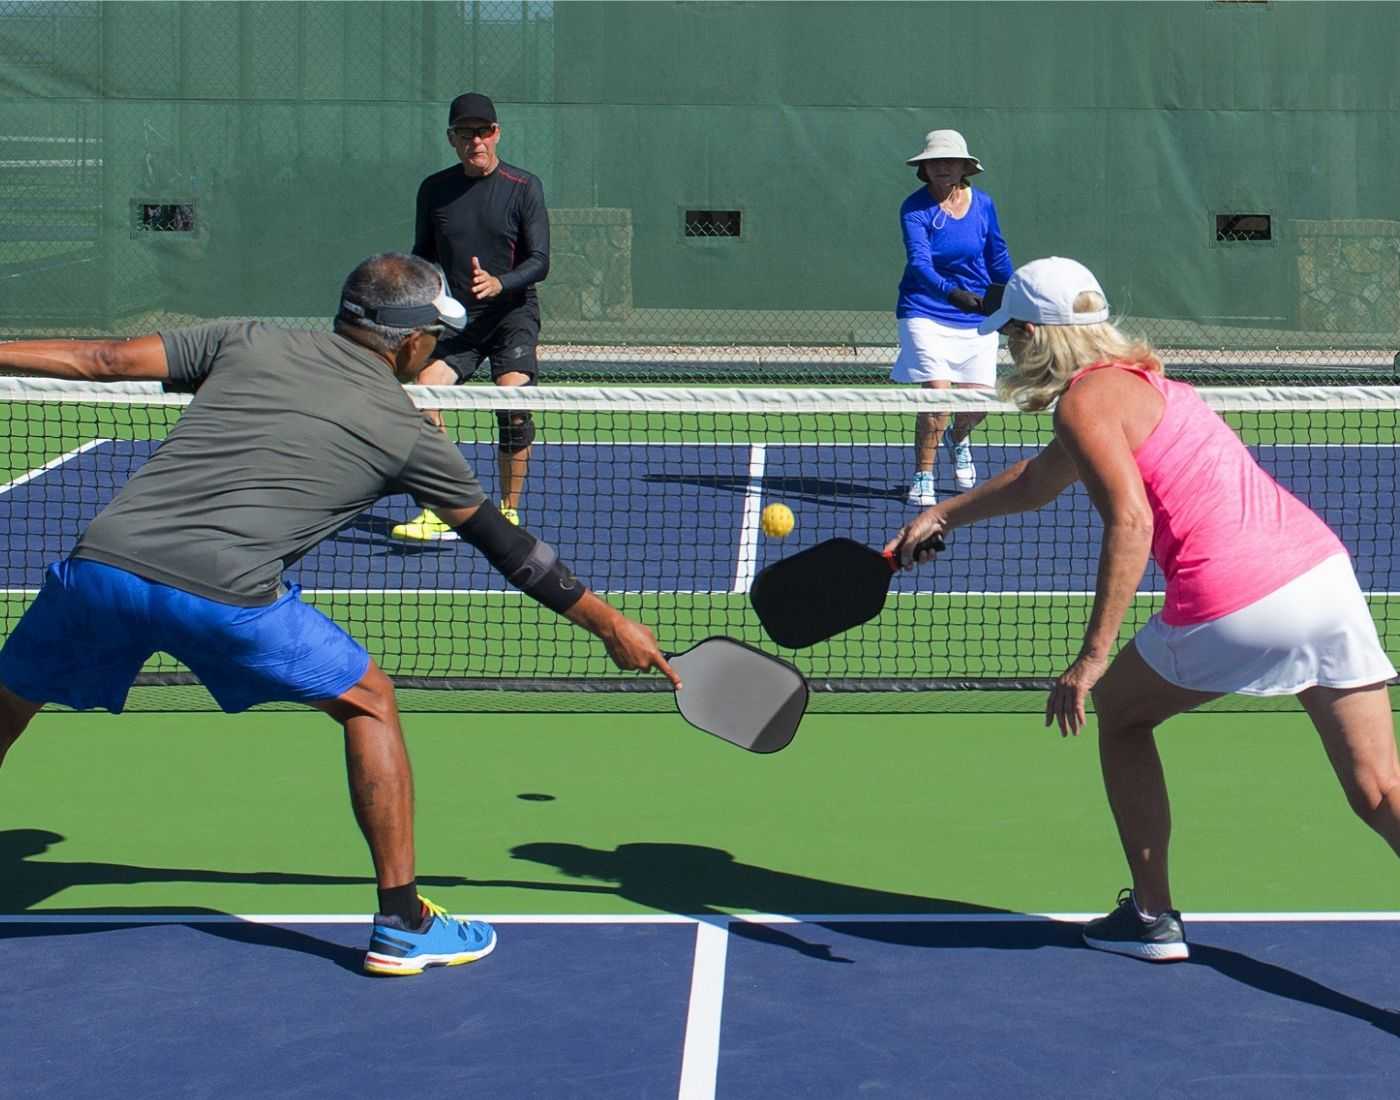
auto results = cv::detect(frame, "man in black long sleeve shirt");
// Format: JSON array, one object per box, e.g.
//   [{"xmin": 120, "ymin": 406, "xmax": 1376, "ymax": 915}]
[{"xmin": 392, "ymin": 92, "xmax": 550, "ymax": 538}]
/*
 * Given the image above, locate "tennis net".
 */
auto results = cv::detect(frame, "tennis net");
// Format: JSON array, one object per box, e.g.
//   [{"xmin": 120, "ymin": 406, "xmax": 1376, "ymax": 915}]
[{"xmin": 1, "ymin": 377, "xmax": 1396, "ymax": 711}]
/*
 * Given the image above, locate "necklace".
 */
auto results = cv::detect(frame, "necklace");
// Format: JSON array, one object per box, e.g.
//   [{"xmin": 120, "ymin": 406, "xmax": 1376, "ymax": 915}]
[{"xmin": 931, "ymin": 185, "xmax": 965, "ymax": 230}]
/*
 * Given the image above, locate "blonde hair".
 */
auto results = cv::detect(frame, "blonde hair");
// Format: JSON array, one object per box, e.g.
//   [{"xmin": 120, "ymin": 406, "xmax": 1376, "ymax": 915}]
[{"xmin": 996, "ymin": 292, "xmax": 1161, "ymax": 412}]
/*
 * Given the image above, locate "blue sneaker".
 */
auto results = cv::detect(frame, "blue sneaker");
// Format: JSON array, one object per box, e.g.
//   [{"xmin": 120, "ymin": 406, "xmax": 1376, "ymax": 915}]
[
  {"xmin": 363, "ymin": 896, "xmax": 497, "ymax": 976},
  {"xmin": 907, "ymin": 471, "xmax": 938, "ymax": 506}
]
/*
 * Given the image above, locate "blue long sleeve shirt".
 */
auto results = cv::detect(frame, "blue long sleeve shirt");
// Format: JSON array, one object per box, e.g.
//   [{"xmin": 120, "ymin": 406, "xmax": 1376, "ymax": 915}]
[{"xmin": 895, "ymin": 187, "xmax": 1013, "ymax": 327}]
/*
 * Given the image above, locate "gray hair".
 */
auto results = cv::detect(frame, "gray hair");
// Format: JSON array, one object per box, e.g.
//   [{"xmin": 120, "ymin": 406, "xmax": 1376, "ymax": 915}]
[{"xmin": 334, "ymin": 252, "xmax": 446, "ymax": 356}]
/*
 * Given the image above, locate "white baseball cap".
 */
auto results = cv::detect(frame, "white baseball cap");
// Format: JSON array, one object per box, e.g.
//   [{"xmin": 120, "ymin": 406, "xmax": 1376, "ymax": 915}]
[{"xmin": 977, "ymin": 257, "xmax": 1110, "ymax": 335}]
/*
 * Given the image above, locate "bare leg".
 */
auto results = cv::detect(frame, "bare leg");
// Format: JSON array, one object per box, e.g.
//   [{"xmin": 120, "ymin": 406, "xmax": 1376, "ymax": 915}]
[
  {"xmin": 0, "ymin": 684, "xmax": 43, "ymax": 770},
  {"xmin": 913, "ymin": 379, "xmax": 950, "ymax": 474},
  {"xmin": 1300, "ymin": 682, "xmax": 1400, "ymax": 856},
  {"xmin": 415, "ymin": 357, "xmax": 457, "ymax": 434},
  {"xmin": 1090, "ymin": 642, "xmax": 1222, "ymax": 915},
  {"xmin": 313, "ymin": 661, "xmax": 414, "ymax": 890},
  {"xmin": 495, "ymin": 370, "xmax": 532, "ymax": 512}
]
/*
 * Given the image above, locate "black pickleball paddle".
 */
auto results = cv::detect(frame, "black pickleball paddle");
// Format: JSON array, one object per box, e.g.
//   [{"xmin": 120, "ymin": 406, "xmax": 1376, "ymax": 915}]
[
  {"xmin": 749, "ymin": 535, "xmax": 945, "ymax": 649},
  {"xmin": 669, "ymin": 636, "xmax": 808, "ymax": 753}
]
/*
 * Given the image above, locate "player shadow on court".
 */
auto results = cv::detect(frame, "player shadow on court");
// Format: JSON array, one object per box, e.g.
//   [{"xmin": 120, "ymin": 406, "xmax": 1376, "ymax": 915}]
[
  {"xmin": 468, "ymin": 840, "xmax": 1035, "ymax": 964},
  {"xmin": 0, "ymin": 828, "xmax": 470, "ymax": 976},
  {"xmin": 469, "ymin": 840, "xmax": 1400, "ymax": 1035},
  {"xmin": 642, "ymin": 473, "xmax": 909, "ymax": 507}
]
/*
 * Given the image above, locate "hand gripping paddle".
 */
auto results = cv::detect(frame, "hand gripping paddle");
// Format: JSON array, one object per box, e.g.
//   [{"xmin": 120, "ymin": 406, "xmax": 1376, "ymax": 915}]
[
  {"xmin": 980, "ymin": 282, "xmax": 1007, "ymax": 317},
  {"xmin": 669, "ymin": 637, "xmax": 808, "ymax": 753},
  {"xmin": 749, "ymin": 535, "xmax": 945, "ymax": 649}
]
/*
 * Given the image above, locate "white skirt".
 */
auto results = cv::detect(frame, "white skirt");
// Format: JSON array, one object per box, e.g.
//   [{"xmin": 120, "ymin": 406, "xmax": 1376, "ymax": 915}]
[
  {"xmin": 890, "ymin": 316, "xmax": 998, "ymax": 386},
  {"xmin": 1133, "ymin": 553, "xmax": 1397, "ymax": 696}
]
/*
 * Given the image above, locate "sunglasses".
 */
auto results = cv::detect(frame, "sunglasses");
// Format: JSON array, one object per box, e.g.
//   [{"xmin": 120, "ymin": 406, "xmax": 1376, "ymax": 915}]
[{"xmin": 450, "ymin": 123, "xmax": 498, "ymax": 141}]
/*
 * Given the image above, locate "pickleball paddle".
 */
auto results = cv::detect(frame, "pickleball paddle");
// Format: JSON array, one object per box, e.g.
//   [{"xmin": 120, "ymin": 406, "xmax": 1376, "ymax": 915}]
[
  {"xmin": 749, "ymin": 535, "xmax": 945, "ymax": 649},
  {"xmin": 669, "ymin": 636, "xmax": 808, "ymax": 753}
]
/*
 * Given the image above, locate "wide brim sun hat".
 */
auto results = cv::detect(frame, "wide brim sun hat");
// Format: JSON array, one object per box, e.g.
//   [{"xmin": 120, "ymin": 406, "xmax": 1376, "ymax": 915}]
[{"xmin": 905, "ymin": 129, "xmax": 983, "ymax": 175}]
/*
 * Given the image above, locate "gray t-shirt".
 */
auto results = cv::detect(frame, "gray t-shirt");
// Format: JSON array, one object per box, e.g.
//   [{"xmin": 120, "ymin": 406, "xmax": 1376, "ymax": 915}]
[{"xmin": 73, "ymin": 321, "xmax": 485, "ymax": 606}]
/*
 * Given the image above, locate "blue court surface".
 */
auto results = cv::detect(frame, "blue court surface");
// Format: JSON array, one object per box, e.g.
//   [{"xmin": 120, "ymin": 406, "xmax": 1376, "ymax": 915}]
[
  {"xmin": 2, "ymin": 914, "xmax": 1399, "ymax": 1099},
  {"xmin": 2, "ymin": 440, "xmax": 1395, "ymax": 593}
]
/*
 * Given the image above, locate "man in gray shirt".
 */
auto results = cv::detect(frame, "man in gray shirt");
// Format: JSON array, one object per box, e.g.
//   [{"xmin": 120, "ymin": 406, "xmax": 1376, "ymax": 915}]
[{"xmin": 0, "ymin": 252, "xmax": 680, "ymax": 976}]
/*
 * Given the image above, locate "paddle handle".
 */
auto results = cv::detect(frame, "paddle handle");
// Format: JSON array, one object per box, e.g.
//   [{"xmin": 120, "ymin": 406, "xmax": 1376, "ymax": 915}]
[{"xmin": 882, "ymin": 533, "xmax": 945, "ymax": 570}]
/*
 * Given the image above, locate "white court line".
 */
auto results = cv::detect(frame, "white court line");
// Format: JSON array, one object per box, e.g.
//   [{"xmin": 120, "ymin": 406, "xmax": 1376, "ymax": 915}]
[
  {"xmin": 677, "ymin": 920, "xmax": 730, "ymax": 1100},
  {"xmin": 0, "ymin": 439, "xmax": 107, "ymax": 497},
  {"xmin": 730, "ymin": 443, "xmax": 767, "ymax": 594}
]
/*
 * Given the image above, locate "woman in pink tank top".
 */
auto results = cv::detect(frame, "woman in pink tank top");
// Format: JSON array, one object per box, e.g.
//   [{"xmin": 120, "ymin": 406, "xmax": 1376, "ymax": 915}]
[{"xmin": 886, "ymin": 257, "xmax": 1399, "ymax": 964}]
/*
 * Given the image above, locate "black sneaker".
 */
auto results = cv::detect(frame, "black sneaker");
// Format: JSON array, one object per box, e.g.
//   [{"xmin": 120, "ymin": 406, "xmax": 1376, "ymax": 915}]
[{"xmin": 1082, "ymin": 888, "xmax": 1189, "ymax": 962}]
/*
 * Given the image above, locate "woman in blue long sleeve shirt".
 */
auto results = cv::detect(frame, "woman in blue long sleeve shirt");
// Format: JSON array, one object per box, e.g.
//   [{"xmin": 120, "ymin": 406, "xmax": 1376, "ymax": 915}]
[{"xmin": 892, "ymin": 130, "xmax": 1013, "ymax": 505}]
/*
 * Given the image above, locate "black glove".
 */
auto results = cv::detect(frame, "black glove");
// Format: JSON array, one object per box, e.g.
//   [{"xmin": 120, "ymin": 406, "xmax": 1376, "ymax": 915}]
[{"xmin": 947, "ymin": 288, "xmax": 983, "ymax": 314}]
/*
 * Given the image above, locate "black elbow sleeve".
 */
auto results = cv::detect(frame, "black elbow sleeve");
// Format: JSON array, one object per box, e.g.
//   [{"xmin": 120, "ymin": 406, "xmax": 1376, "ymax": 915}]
[{"xmin": 455, "ymin": 502, "xmax": 585, "ymax": 614}]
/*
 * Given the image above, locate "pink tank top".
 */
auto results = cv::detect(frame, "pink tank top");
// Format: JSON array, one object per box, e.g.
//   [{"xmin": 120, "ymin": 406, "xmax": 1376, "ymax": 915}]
[{"xmin": 1068, "ymin": 362, "xmax": 1345, "ymax": 625}]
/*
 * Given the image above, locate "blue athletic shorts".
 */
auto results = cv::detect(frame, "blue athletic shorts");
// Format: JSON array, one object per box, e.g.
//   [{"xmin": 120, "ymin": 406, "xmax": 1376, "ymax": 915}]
[{"xmin": 0, "ymin": 558, "xmax": 371, "ymax": 714}]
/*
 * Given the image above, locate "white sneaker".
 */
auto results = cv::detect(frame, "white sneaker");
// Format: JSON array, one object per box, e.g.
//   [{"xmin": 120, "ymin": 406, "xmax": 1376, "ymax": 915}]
[
  {"xmin": 946, "ymin": 436, "xmax": 976, "ymax": 490},
  {"xmin": 907, "ymin": 471, "xmax": 938, "ymax": 506}
]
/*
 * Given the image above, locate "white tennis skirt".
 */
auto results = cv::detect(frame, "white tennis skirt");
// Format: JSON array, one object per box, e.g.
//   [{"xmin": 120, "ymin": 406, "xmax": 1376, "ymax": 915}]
[
  {"xmin": 1133, "ymin": 553, "xmax": 1397, "ymax": 696},
  {"xmin": 890, "ymin": 316, "xmax": 998, "ymax": 386}
]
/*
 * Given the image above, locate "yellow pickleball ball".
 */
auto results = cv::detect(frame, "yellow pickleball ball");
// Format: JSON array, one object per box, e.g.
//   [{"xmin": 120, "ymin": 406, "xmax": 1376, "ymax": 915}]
[{"xmin": 761, "ymin": 502, "xmax": 795, "ymax": 538}]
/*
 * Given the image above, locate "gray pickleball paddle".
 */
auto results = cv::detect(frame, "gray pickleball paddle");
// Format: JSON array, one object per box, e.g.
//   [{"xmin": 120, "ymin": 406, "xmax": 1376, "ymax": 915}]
[{"xmin": 669, "ymin": 637, "xmax": 808, "ymax": 753}]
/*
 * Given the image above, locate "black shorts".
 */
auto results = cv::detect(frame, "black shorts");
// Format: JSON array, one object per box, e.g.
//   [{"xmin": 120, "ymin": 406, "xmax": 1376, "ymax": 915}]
[{"xmin": 436, "ymin": 306, "xmax": 540, "ymax": 384}]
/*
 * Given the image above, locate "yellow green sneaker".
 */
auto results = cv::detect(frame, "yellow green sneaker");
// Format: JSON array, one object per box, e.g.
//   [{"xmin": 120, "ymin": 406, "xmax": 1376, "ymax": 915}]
[
  {"xmin": 500, "ymin": 503, "xmax": 520, "ymax": 526},
  {"xmin": 389, "ymin": 508, "xmax": 455, "ymax": 541}
]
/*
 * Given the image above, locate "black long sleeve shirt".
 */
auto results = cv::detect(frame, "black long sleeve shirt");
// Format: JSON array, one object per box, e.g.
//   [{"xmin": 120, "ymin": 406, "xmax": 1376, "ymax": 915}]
[{"xmin": 412, "ymin": 160, "xmax": 550, "ymax": 321}]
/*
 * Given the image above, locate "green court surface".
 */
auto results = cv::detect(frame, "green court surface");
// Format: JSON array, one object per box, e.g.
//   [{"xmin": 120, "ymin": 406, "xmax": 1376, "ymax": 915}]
[
  {"xmin": 4, "ymin": 708, "xmax": 1398, "ymax": 917},
  {"xmin": 3, "ymin": 388, "xmax": 1397, "ymax": 918}
]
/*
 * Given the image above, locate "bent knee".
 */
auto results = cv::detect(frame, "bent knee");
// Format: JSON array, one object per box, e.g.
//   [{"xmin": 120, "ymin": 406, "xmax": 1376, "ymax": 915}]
[
  {"xmin": 322, "ymin": 662, "xmax": 399, "ymax": 726},
  {"xmin": 1089, "ymin": 682, "xmax": 1148, "ymax": 734},
  {"xmin": 1342, "ymin": 763, "xmax": 1400, "ymax": 824},
  {"xmin": 359, "ymin": 664, "xmax": 398, "ymax": 716}
]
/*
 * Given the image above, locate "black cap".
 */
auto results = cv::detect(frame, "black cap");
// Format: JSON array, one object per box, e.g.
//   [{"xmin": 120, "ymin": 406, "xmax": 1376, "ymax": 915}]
[{"xmin": 448, "ymin": 92, "xmax": 496, "ymax": 125}]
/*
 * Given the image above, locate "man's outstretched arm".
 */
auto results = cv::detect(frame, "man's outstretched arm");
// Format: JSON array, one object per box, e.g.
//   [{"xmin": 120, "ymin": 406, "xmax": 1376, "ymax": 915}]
[
  {"xmin": 437, "ymin": 500, "xmax": 681, "ymax": 687},
  {"xmin": 0, "ymin": 335, "xmax": 170, "ymax": 382}
]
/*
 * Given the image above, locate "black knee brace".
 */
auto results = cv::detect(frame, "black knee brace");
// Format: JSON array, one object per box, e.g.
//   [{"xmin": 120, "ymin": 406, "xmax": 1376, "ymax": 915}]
[{"xmin": 497, "ymin": 409, "xmax": 536, "ymax": 454}]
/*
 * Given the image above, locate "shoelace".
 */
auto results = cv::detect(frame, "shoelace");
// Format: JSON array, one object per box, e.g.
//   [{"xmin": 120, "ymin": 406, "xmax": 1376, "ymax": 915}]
[
  {"xmin": 419, "ymin": 896, "xmax": 451, "ymax": 924},
  {"xmin": 420, "ymin": 896, "xmax": 476, "ymax": 941}
]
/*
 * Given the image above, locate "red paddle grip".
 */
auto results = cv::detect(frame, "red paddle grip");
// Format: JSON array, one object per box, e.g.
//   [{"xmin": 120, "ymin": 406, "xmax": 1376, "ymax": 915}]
[{"xmin": 881, "ymin": 533, "xmax": 946, "ymax": 570}]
